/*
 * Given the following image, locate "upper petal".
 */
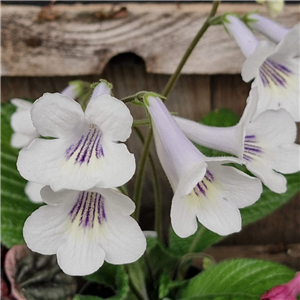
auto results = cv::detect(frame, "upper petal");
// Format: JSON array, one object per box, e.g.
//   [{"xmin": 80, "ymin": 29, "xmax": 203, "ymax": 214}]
[
  {"xmin": 275, "ymin": 24, "xmax": 300, "ymax": 58},
  {"xmin": 31, "ymin": 93, "xmax": 85, "ymax": 138},
  {"xmin": 242, "ymin": 40, "xmax": 276, "ymax": 82},
  {"xmin": 85, "ymin": 94, "xmax": 133, "ymax": 142}
]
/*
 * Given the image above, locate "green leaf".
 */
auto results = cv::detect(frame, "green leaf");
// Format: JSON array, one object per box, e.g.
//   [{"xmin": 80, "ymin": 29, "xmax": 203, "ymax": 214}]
[
  {"xmin": 1, "ymin": 102, "xmax": 41, "ymax": 248},
  {"xmin": 177, "ymin": 259, "xmax": 296, "ymax": 300},
  {"xmin": 75, "ymin": 265, "xmax": 131, "ymax": 300},
  {"xmin": 85, "ymin": 262, "xmax": 120, "ymax": 290},
  {"xmin": 169, "ymin": 109, "xmax": 300, "ymax": 255}
]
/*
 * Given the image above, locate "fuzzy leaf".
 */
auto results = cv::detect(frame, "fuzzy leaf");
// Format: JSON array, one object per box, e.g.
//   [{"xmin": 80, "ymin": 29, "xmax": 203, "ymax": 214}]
[
  {"xmin": 176, "ymin": 259, "xmax": 297, "ymax": 300},
  {"xmin": 1, "ymin": 103, "xmax": 41, "ymax": 248}
]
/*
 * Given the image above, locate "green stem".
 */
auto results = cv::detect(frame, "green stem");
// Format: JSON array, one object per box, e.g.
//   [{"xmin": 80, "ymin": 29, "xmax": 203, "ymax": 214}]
[
  {"xmin": 134, "ymin": 127, "xmax": 163, "ymax": 241},
  {"xmin": 132, "ymin": 0, "xmax": 220, "ymax": 227},
  {"xmin": 188, "ymin": 225, "xmax": 205, "ymax": 253},
  {"xmin": 162, "ymin": 0, "xmax": 220, "ymax": 98},
  {"xmin": 133, "ymin": 128, "xmax": 153, "ymax": 220},
  {"xmin": 124, "ymin": 265, "xmax": 147, "ymax": 300}
]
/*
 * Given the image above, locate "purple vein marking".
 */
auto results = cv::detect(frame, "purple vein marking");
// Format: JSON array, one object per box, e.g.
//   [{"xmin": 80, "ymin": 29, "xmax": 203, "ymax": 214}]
[
  {"xmin": 65, "ymin": 125, "xmax": 104, "ymax": 165},
  {"xmin": 243, "ymin": 135, "xmax": 263, "ymax": 160},
  {"xmin": 69, "ymin": 191, "xmax": 106, "ymax": 228},
  {"xmin": 260, "ymin": 59, "xmax": 292, "ymax": 88}
]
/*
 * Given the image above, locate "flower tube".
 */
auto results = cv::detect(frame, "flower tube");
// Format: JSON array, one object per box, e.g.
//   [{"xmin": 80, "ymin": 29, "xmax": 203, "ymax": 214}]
[
  {"xmin": 260, "ymin": 272, "xmax": 300, "ymax": 300},
  {"xmin": 250, "ymin": 13, "xmax": 289, "ymax": 43},
  {"xmin": 145, "ymin": 96, "xmax": 262, "ymax": 238},
  {"xmin": 23, "ymin": 186, "xmax": 146, "ymax": 276},
  {"xmin": 225, "ymin": 15, "xmax": 300, "ymax": 121},
  {"xmin": 17, "ymin": 82, "xmax": 135, "ymax": 191},
  {"xmin": 174, "ymin": 88, "xmax": 300, "ymax": 194}
]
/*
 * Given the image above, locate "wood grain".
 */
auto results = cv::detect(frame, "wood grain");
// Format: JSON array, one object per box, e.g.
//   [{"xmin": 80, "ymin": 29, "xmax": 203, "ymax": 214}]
[
  {"xmin": 1, "ymin": 61, "xmax": 299, "ymax": 247},
  {"xmin": 1, "ymin": 3, "xmax": 299, "ymax": 76}
]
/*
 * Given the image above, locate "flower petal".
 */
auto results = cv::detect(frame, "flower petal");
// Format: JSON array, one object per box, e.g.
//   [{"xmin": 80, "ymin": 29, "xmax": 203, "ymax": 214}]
[
  {"xmin": 171, "ymin": 192, "xmax": 199, "ymax": 238},
  {"xmin": 242, "ymin": 40, "xmax": 276, "ymax": 82},
  {"xmin": 207, "ymin": 162, "xmax": 262, "ymax": 208},
  {"xmin": 85, "ymin": 95, "xmax": 133, "ymax": 142},
  {"xmin": 11, "ymin": 133, "xmax": 36, "ymax": 149},
  {"xmin": 25, "ymin": 182, "xmax": 44, "ymax": 203},
  {"xmin": 31, "ymin": 93, "xmax": 85, "ymax": 138},
  {"xmin": 99, "ymin": 188, "xmax": 135, "ymax": 215},
  {"xmin": 57, "ymin": 234, "xmax": 105, "ymax": 276},
  {"xmin": 95, "ymin": 141, "xmax": 135, "ymax": 189},
  {"xmin": 194, "ymin": 195, "xmax": 242, "ymax": 236},
  {"xmin": 247, "ymin": 109, "xmax": 297, "ymax": 146},
  {"xmin": 247, "ymin": 160, "xmax": 287, "ymax": 193},
  {"xmin": 96, "ymin": 197, "xmax": 146, "ymax": 265},
  {"xmin": 275, "ymin": 24, "xmax": 300, "ymax": 58},
  {"xmin": 10, "ymin": 106, "xmax": 37, "ymax": 135},
  {"xmin": 23, "ymin": 203, "xmax": 70, "ymax": 255},
  {"xmin": 266, "ymin": 144, "xmax": 300, "ymax": 174}
]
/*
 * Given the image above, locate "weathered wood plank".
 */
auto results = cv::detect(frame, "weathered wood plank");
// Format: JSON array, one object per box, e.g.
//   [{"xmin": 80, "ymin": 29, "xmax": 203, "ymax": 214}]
[
  {"xmin": 1, "ymin": 71, "xmax": 299, "ymax": 246},
  {"xmin": 1, "ymin": 3, "xmax": 299, "ymax": 76}
]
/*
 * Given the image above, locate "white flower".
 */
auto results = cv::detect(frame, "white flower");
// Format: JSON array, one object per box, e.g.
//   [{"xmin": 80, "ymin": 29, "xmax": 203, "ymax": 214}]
[
  {"xmin": 174, "ymin": 88, "xmax": 300, "ymax": 193},
  {"xmin": 17, "ymin": 82, "xmax": 135, "ymax": 191},
  {"xmin": 10, "ymin": 99, "xmax": 40, "ymax": 148},
  {"xmin": 25, "ymin": 182, "xmax": 44, "ymax": 203},
  {"xmin": 23, "ymin": 186, "xmax": 146, "ymax": 276},
  {"xmin": 250, "ymin": 13, "xmax": 289, "ymax": 43},
  {"xmin": 225, "ymin": 15, "xmax": 300, "ymax": 121},
  {"xmin": 146, "ymin": 96, "xmax": 262, "ymax": 238},
  {"xmin": 10, "ymin": 84, "xmax": 80, "ymax": 149}
]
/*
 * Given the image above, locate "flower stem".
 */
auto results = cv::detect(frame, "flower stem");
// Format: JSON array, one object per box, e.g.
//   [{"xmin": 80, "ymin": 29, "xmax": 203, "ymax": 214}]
[
  {"xmin": 134, "ymin": 127, "xmax": 163, "ymax": 241},
  {"xmin": 133, "ymin": 128, "xmax": 153, "ymax": 220},
  {"xmin": 188, "ymin": 225, "xmax": 205, "ymax": 253},
  {"xmin": 132, "ymin": 0, "xmax": 220, "ymax": 229},
  {"xmin": 162, "ymin": 0, "xmax": 220, "ymax": 98}
]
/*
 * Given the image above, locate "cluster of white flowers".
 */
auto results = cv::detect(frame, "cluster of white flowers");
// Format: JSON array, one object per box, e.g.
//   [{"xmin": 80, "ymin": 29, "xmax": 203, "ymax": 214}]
[{"xmin": 11, "ymin": 14, "xmax": 299, "ymax": 276}]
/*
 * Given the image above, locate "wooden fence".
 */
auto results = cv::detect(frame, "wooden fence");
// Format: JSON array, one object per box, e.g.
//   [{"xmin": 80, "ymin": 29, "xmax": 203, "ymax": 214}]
[{"xmin": 1, "ymin": 2, "xmax": 299, "ymax": 269}]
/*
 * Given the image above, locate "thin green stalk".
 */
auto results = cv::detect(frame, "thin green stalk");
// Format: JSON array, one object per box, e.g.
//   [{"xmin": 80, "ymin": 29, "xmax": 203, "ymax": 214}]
[
  {"xmin": 133, "ymin": 128, "xmax": 153, "ymax": 220},
  {"xmin": 132, "ymin": 0, "xmax": 220, "ymax": 226},
  {"xmin": 188, "ymin": 225, "xmax": 205, "ymax": 253},
  {"xmin": 162, "ymin": 0, "xmax": 220, "ymax": 98},
  {"xmin": 134, "ymin": 127, "xmax": 163, "ymax": 241},
  {"xmin": 124, "ymin": 265, "xmax": 147, "ymax": 300}
]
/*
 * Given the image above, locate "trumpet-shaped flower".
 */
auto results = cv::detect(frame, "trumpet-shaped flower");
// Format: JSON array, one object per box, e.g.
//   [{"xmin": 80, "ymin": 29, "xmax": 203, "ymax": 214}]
[
  {"xmin": 225, "ymin": 15, "xmax": 300, "ymax": 121},
  {"xmin": 10, "ymin": 85, "xmax": 80, "ymax": 149},
  {"xmin": 174, "ymin": 88, "xmax": 299, "ymax": 194},
  {"xmin": 23, "ymin": 186, "xmax": 146, "ymax": 276},
  {"xmin": 250, "ymin": 14, "xmax": 289, "ymax": 43},
  {"xmin": 17, "ymin": 82, "xmax": 135, "ymax": 191},
  {"xmin": 260, "ymin": 272, "xmax": 300, "ymax": 300},
  {"xmin": 146, "ymin": 96, "xmax": 262, "ymax": 238}
]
